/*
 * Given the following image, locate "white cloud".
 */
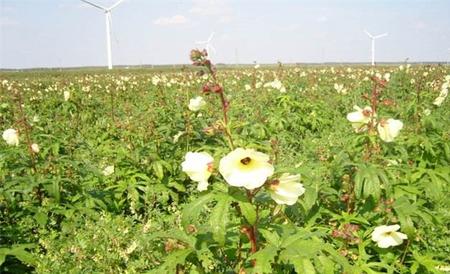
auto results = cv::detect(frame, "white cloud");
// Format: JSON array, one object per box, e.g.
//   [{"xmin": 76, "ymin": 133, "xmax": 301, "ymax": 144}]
[
  {"xmin": 0, "ymin": 17, "xmax": 18, "ymax": 27},
  {"xmin": 189, "ymin": 0, "xmax": 232, "ymax": 23},
  {"xmin": 414, "ymin": 21, "xmax": 426, "ymax": 30},
  {"xmin": 317, "ymin": 15, "xmax": 328, "ymax": 23},
  {"xmin": 153, "ymin": 15, "xmax": 188, "ymax": 26}
]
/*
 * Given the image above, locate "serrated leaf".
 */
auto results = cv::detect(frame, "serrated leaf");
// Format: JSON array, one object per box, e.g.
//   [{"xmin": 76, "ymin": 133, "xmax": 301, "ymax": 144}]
[
  {"xmin": 292, "ymin": 258, "xmax": 316, "ymax": 274},
  {"xmin": 144, "ymin": 230, "xmax": 196, "ymax": 247},
  {"xmin": 148, "ymin": 248, "xmax": 192, "ymax": 273},
  {"xmin": 300, "ymin": 184, "xmax": 318, "ymax": 212},
  {"xmin": 259, "ymin": 229, "xmax": 280, "ymax": 247},
  {"xmin": 181, "ymin": 193, "xmax": 215, "ymax": 230},
  {"xmin": 152, "ymin": 161, "xmax": 164, "ymax": 180},
  {"xmin": 238, "ymin": 200, "xmax": 257, "ymax": 225},
  {"xmin": 248, "ymin": 245, "xmax": 278, "ymax": 274},
  {"xmin": 34, "ymin": 211, "xmax": 48, "ymax": 226},
  {"xmin": 209, "ymin": 194, "xmax": 231, "ymax": 246}
]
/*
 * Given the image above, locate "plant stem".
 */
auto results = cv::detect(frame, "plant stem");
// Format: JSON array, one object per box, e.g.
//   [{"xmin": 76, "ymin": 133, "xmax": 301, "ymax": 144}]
[
  {"xmin": 205, "ymin": 60, "xmax": 235, "ymax": 150},
  {"xmin": 400, "ymin": 240, "xmax": 410, "ymax": 265}
]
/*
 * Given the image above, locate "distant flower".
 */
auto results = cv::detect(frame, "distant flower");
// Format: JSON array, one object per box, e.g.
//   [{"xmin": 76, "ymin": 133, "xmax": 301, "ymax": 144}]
[
  {"xmin": 102, "ymin": 165, "xmax": 115, "ymax": 176},
  {"xmin": 64, "ymin": 91, "xmax": 70, "ymax": 101},
  {"xmin": 433, "ymin": 76, "xmax": 449, "ymax": 106},
  {"xmin": 254, "ymin": 64, "xmax": 260, "ymax": 69},
  {"xmin": 433, "ymin": 96, "xmax": 446, "ymax": 106},
  {"xmin": 188, "ymin": 96, "xmax": 206, "ymax": 112},
  {"xmin": 181, "ymin": 152, "xmax": 214, "ymax": 191},
  {"xmin": 172, "ymin": 131, "xmax": 185, "ymax": 143},
  {"xmin": 377, "ymin": 118, "xmax": 403, "ymax": 142},
  {"xmin": 383, "ymin": 73, "xmax": 391, "ymax": 82},
  {"xmin": 334, "ymin": 83, "xmax": 347, "ymax": 95},
  {"xmin": 435, "ymin": 265, "xmax": 450, "ymax": 272},
  {"xmin": 264, "ymin": 79, "xmax": 286, "ymax": 92},
  {"xmin": 244, "ymin": 84, "xmax": 251, "ymax": 91},
  {"xmin": 371, "ymin": 224, "xmax": 407, "ymax": 248},
  {"xmin": 152, "ymin": 75, "xmax": 161, "ymax": 85},
  {"xmin": 2, "ymin": 128, "xmax": 19, "ymax": 146},
  {"xmin": 346, "ymin": 106, "xmax": 374, "ymax": 133},
  {"xmin": 268, "ymin": 173, "xmax": 305, "ymax": 205},
  {"xmin": 31, "ymin": 143, "xmax": 40, "ymax": 153},
  {"xmin": 219, "ymin": 148, "xmax": 274, "ymax": 190},
  {"xmin": 423, "ymin": 109, "xmax": 431, "ymax": 116}
]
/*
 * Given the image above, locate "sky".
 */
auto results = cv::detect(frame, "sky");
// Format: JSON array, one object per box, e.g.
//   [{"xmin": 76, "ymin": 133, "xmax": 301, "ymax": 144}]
[{"xmin": 0, "ymin": 0, "xmax": 450, "ymax": 69}]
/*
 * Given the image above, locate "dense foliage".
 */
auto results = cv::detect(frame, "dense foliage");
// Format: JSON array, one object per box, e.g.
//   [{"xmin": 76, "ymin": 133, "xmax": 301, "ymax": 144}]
[{"xmin": 1, "ymin": 62, "xmax": 449, "ymax": 273}]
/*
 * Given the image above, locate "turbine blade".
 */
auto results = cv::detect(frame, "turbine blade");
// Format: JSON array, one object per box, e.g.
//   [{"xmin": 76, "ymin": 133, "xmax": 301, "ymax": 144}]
[
  {"xmin": 109, "ymin": 0, "xmax": 125, "ymax": 11},
  {"xmin": 209, "ymin": 44, "xmax": 217, "ymax": 54},
  {"xmin": 364, "ymin": 30, "xmax": 373, "ymax": 38},
  {"xmin": 80, "ymin": 0, "xmax": 107, "ymax": 11},
  {"xmin": 207, "ymin": 32, "xmax": 215, "ymax": 42},
  {"xmin": 374, "ymin": 33, "xmax": 388, "ymax": 39}
]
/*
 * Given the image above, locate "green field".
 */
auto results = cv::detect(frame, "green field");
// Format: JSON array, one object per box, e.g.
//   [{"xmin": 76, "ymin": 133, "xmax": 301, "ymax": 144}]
[{"xmin": 1, "ymin": 61, "xmax": 449, "ymax": 273}]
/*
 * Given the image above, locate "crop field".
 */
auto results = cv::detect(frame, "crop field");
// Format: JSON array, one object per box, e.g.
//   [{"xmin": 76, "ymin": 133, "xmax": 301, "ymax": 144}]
[{"xmin": 0, "ymin": 56, "xmax": 449, "ymax": 273}]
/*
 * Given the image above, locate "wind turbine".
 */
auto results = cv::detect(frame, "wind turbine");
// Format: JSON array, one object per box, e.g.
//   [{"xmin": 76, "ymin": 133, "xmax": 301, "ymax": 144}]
[
  {"xmin": 80, "ymin": 0, "xmax": 125, "ymax": 69},
  {"xmin": 196, "ymin": 32, "xmax": 216, "ymax": 58},
  {"xmin": 365, "ymin": 30, "xmax": 388, "ymax": 66}
]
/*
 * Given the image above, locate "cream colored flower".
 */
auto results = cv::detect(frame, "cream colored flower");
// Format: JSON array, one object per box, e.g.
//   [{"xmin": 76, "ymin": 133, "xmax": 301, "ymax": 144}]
[
  {"xmin": 102, "ymin": 165, "xmax": 115, "ymax": 176},
  {"xmin": 219, "ymin": 148, "xmax": 274, "ymax": 190},
  {"xmin": 268, "ymin": 173, "xmax": 305, "ymax": 205},
  {"xmin": 188, "ymin": 96, "xmax": 206, "ymax": 112},
  {"xmin": 377, "ymin": 118, "xmax": 403, "ymax": 142},
  {"xmin": 181, "ymin": 152, "xmax": 214, "ymax": 191},
  {"xmin": 31, "ymin": 143, "xmax": 40, "ymax": 153},
  {"xmin": 2, "ymin": 128, "xmax": 19, "ymax": 146},
  {"xmin": 371, "ymin": 225, "xmax": 407, "ymax": 248},
  {"xmin": 346, "ymin": 106, "xmax": 374, "ymax": 133},
  {"xmin": 64, "ymin": 91, "xmax": 70, "ymax": 101},
  {"xmin": 433, "ymin": 96, "xmax": 446, "ymax": 106},
  {"xmin": 334, "ymin": 83, "xmax": 347, "ymax": 95},
  {"xmin": 172, "ymin": 131, "xmax": 185, "ymax": 143}
]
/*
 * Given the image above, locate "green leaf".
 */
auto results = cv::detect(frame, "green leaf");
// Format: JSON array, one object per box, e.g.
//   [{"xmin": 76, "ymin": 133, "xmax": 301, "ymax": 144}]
[
  {"xmin": 238, "ymin": 200, "xmax": 257, "ymax": 225},
  {"xmin": 34, "ymin": 211, "xmax": 48, "ymax": 226},
  {"xmin": 248, "ymin": 245, "xmax": 278, "ymax": 274},
  {"xmin": 152, "ymin": 161, "xmax": 164, "ymax": 180},
  {"xmin": 147, "ymin": 248, "xmax": 192, "ymax": 274},
  {"xmin": 181, "ymin": 193, "xmax": 215, "ymax": 230},
  {"xmin": 259, "ymin": 229, "xmax": 281, "ymax": 247},
  {"xmin": 209, "ymin": 194, "xmax": 231, "ymax": 246},
  {"xmin": 144, "ymin": 230, "xmax": 196, "ymax": 248},
  {"xmin": 300, "ymin": 184, "xmax": 318, "ymax": 212},
  {"xmin": 292, "ymin": 258, "xmax": 316, "ymax": 274},
  {"xmin": 0, "ymin": 253, "xmax": 5, "ymax": 266}
]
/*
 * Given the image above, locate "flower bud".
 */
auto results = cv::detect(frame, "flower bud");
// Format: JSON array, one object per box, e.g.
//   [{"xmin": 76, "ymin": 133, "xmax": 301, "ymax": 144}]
[
  {"xmin": 211, "ymin": 84, "xmax": 223, "ymax": 94},
  {"xmin": 190, "ymin": 49, "xmax": 203, "ymax": 62},
  {"xmin": 202, "ymin": 84, "xmax": 211, "ymax": 93}
]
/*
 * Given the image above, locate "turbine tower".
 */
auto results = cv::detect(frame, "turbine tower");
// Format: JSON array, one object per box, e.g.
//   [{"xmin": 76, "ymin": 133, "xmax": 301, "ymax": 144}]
[
  {"xmin": 365, "ymin": 30, "xmax": 388, "ymax": 66},
  {"xmin": 81, "ymin": 0, "xmax": 125, "ymax": 69},
  {"xmin": 196, "ymin": 32, "xmax": 216, "ymax": 59}
]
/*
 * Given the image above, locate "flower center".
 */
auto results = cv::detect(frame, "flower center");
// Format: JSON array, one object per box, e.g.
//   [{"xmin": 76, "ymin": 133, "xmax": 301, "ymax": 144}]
[
  {"xmin": 362, "ymin": 109, "xmax": 372, "ymax": 117},
  {"xmin": 269, "ymin": 179, "xmax": 280, "ymax": 190},
  {"xmin": 240, "ymin": 157, "xmax": 252, "ymax": 165}
]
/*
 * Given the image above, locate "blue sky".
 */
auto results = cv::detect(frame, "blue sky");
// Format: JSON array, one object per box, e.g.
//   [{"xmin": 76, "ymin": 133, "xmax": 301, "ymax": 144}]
[{"xmin": 1, "ymin": 0, "xmax": 449, "ymax": 68}]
